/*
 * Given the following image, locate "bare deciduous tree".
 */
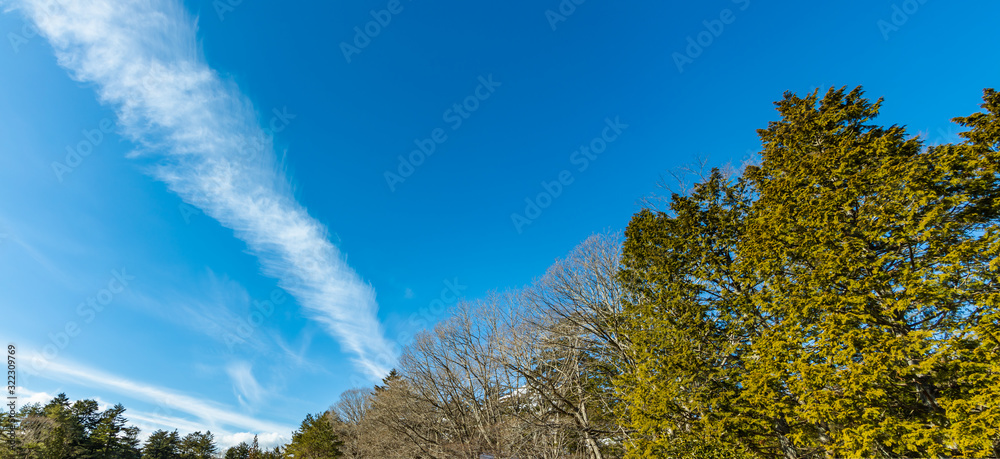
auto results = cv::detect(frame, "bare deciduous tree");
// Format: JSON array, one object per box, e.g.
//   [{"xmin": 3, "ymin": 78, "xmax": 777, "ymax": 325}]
[{"xmin": 329, "ymin": 233, "xmax": 630, "ymax": 458}]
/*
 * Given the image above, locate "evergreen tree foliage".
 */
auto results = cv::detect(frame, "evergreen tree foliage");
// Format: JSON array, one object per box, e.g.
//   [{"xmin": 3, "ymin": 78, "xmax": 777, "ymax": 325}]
[
  {"xmin": 224, "ymin": 441, "xmax": 251, "ymax": 459},
  {"xmin": 284, "ymin": 413, "xmax": 343, "ymax": 458},
  {"xmin": 143, "ymin": 430, "xmax": 181, "ymax": 459},
  {"xmin": 616, "ymin": 87, "xmax": 1000, "ymax": 458},
  {"xmin": 179, "ymin": 431, "xmax": 218, "ymax": 458}
]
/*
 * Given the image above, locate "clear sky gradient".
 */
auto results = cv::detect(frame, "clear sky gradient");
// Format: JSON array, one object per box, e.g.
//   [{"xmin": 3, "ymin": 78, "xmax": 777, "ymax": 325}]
[{"xmin": 1, "ymin": 0, "xmax": 997, "ymax": 448}]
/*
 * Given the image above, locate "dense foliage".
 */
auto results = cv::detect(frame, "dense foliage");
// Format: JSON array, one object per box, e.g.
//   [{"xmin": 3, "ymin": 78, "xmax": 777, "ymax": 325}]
[
  {"xmin": 3, "ymin": 87, "xmax": 996, "ymax": 458},
  {"xmin": 618, "ymin": 87, "xmax": 1000, "ymax": 458},
  {"xmin": 0, "ymin": 396, "xmax": 305, "ymax": 458}
]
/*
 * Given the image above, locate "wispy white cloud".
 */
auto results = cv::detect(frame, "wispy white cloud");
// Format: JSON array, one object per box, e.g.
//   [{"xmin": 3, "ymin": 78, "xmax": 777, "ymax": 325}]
[
  {"xmin": 273, "ymin": 332, "xmax": 319, "ymax": 371},
  {"xmin": 18, "ymin": 385, "xmax": 288, "ymax": 449},
  {"xmin": 130, "ymin": 270, "xmax": 272, "ymax": 352},
  {"xmin": 10, "ymin": 0, "xmax": 395, "ymax": 377},
  {"xmin": 15, "ymin": 387, "xmax": 57, "ymax": 406},
  {"xmin": 22, "ymin": 351, "xmax": 295, "ymax": 438},
  {"xmin": 126, "ymin": 409, "xmax": 220, "ymax": 437},
  {"xmin": 226, "ymin": 361, "xmax": 264, "ymax": 408},
  {"xmin": 127, "ymin": 411, "xmax": 289, "ymax": 449},
  {"xmin": 218, "ymin": 431, "xmax": 289, "ymax": 450}
]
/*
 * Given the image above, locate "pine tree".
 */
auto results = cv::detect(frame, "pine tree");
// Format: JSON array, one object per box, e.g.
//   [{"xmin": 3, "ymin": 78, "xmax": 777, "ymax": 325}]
[
  {"xmin": 284, "ymin": 412, "xmax": 344, "ymax": 458},
  {"xmin": 616, "ymin": 87, "xmax": 1000, "ymax": 457},
  {"xmin": 928, "ymin": 88, "xmax": 1000, "ymax": 456},
  {"xmin": 85, "ymin": 403, "xmax": 141, "ymax": 458},
  {"xmin": 740, "ymin": 86, "xmax": 1000, "ymax": 456},
  {"xmin": 179, "ymin": 431, "xmax": 218, "ymax": 458},
  {"xmin": 617, "ymin": 171, "xmax": 762, "ymax": 458},
  {"xmin": 0, "ymin": 410, "xmax": 22, "ymax": 458},
  {"xmin": 40, "ymin": 393, "xmax": 87, "ymax": 457},
  {"xmin": 224, "ymin": 441, "xmax": 250, "ymax": 459},
  {"xmin": 248, "ymin": 434, "xmax": 260, "ymax": 459},
  {"xmin": 143, "ymin": 429, "xmax": 182, "ymax": 459}
]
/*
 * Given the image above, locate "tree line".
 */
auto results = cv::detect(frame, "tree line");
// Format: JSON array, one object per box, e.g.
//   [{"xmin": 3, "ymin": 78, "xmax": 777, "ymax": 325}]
[
  {"xmin": 4, "ymin": 86, "xmax": 998, "ymax": 458},
  {"xmin": 324, "ymin": 87, "xmax": 1000, "ymax": 458},
  {"xmin": 0, "ymin": 392, "xmax": 305, "ymax": 458}
]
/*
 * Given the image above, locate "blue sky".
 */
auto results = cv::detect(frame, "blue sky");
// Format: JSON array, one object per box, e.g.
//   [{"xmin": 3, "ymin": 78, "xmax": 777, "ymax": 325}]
[{"xmin": 0, "ymin": 0, "xmax": 997, "ymax": 448}]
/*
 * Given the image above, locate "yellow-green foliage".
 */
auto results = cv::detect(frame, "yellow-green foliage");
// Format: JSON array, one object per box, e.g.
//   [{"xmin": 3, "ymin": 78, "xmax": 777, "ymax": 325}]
[{"xmin": 617, "ymin": 87, "xmax": 1000, "ymax": 458}]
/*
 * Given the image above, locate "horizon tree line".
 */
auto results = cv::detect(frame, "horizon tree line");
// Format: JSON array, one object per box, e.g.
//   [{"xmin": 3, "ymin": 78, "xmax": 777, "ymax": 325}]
[{"xmin": 4, "ymin": 86, "xmax": 998, "ymax": 458}]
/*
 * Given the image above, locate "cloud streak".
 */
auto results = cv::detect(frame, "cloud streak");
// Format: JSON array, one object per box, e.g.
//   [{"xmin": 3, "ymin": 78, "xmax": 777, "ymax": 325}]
[
  {"xmin": 11, "ymin": 0, "xmax": 395, "ymax": 377},
  {"xmin": 226, "ymin": 361, "xmax": 264, "ymax": 408},
  {"xmin": 22, "ymin": 352, "xmax": 295, "ymax": 437},
  {"xmin": 19, "ymin": 379, "xmax": 288, "ymax": 449}
]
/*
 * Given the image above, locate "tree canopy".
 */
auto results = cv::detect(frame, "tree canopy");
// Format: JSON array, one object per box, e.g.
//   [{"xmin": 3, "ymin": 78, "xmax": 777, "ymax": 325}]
[
  {"xmin": 5, "ymin": 86, "xmax": 997, "ymax": 458},
  {"xmin": 617, "ymin": 87, "xmax": 1000, "ymax": 458}
]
